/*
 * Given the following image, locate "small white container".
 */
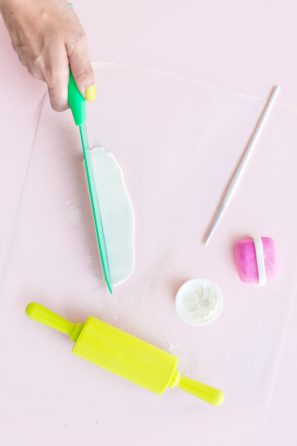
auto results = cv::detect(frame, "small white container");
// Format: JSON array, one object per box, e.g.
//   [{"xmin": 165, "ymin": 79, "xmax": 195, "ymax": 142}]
[{"xmin": 175, "ymin": 279, "xmax": 223, "ymax": 326}]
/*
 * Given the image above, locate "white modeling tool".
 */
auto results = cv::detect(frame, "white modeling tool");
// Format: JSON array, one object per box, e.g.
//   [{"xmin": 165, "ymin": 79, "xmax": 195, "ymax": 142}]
[
  {"xmin": 90, "ymin": 148, "xmax": 135, "ymax": 286},
  {"xmin": 175, "ymin": 279, "xmax": 223, "ymax": 326},
  {"xmin": 204, "ymin": 85, "xmax": 280, "ymax": 246}
]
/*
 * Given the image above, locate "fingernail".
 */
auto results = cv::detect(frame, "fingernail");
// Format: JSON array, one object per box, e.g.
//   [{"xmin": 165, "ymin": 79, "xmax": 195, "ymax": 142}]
[{"xmin": 85, "ymin": 84, "xmax": 96, "ymax": 102}]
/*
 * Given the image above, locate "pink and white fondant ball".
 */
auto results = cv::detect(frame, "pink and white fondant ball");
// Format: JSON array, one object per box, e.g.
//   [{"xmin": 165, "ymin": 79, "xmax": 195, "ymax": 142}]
[{"xmin": 234, "ymin": 236, "xmax": 277, "ymax": 285}]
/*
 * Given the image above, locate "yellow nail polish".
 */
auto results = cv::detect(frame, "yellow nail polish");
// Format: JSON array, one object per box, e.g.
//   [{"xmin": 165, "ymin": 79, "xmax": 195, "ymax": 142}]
[{"xmin": 85, "ymin": 84, "xmax": 96, "ymax": 102}]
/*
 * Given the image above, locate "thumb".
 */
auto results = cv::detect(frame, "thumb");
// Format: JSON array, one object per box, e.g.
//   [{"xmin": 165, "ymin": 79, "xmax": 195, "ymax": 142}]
[{"xmin": 67, "ymin": 33, "xmax": 96, "ymax": 102}]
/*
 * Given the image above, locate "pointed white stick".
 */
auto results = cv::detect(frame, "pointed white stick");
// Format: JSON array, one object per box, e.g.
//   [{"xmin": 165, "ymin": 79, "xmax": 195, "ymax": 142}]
[{"xmin": 204, "ymin": 85, "xmax": 280, "ymax": 246}]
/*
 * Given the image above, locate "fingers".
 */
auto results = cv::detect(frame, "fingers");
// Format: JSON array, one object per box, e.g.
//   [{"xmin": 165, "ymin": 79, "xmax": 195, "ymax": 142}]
[
  {"xmin": 43, "ymin": 44, "xmax": 70, "ymax": 111},
  {"xmin": 47, "ymin": 77, "xmax": 69, "ymax": 112},
  {"xmin": 66, "ymin": 31, "xmax": 96, "ymax": 102},
  {"xmin": 17, "ymin": 41, "xmax": 69, "ymax": 111}
]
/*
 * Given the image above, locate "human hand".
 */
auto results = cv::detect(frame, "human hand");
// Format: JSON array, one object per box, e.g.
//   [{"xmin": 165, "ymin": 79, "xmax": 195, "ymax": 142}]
[{"xmin": 0, "ymin": 0, "xmax": 96, "ymax": 111}]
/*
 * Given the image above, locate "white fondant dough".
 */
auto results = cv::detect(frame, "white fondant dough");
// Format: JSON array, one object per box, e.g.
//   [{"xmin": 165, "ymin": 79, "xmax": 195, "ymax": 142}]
[
  {"xmin": 90, "ymin": 147, "xmax": 135, "ymax": 286},
  {"xmin": 175, "ymin": 279, "xmax": 223, "ymax": 326}
]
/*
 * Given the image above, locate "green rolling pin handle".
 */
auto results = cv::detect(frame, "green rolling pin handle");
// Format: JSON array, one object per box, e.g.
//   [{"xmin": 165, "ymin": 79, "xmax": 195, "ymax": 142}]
[
  {"xmin": 26, "ymin": 303, "xmax": 82, "ymax": 342},
  {"xmin": 68, "ymin": 70, "xmax": 87, "ymax": 127},
  {"xmin": 169, "ymin": 370, "xmax": 225, "ymax": 406}
]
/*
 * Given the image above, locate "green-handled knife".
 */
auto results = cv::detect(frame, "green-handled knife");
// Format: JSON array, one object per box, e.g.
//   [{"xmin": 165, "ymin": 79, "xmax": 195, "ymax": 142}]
[{"xmin": 68, "ymin": 72, "xmax": 112, "ymax": 293}]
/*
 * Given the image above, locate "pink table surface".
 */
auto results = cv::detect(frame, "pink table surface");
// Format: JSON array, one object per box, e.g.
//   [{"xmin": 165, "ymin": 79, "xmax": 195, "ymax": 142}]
[
  {"xmin": 1, "ymin": 2, "xmax": 297, "ymax": 445},
  {"xmin": 0, "ymin": 27, "xmax": 44, "ymax": 285}
]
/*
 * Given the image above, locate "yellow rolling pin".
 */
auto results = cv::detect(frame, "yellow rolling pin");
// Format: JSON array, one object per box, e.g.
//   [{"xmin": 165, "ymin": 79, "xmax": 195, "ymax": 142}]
[{"xmin": 26, "ymin": 303, "xmax": 224, "ymax": 406}]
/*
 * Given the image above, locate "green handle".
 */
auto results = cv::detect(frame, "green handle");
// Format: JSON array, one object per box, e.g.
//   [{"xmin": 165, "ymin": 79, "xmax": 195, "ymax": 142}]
[
  {"xmin": 68, "ymin": 71, "xmax": 87, "ymax": 126},
  {"xmin": 26, "ymin": 303, "xmax": 82, "ymax": 342},
  {"xmin": 178, "ymin": 376, "xmax": 225, "ymax": 406}
]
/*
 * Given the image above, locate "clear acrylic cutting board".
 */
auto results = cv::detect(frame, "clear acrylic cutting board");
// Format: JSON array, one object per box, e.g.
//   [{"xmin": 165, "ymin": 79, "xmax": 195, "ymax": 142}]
[{"xmin": 1, "ymin": 63, "xmax": 297, "ymax": 434}]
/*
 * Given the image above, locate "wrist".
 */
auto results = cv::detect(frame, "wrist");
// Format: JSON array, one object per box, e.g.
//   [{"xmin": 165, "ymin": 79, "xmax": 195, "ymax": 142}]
[
  {"xmin": 0, "ymin": 0, "xmax": 17, "ymax": 10},
  {"xmin": 1, "ymin": 0, "xmax": 30, "ymax": 8}
]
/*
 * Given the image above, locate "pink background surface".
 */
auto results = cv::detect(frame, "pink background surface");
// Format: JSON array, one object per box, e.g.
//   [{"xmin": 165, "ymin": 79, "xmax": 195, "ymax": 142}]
[{"xmin": 1, "ymin": 1, "xmax": 297, "ymax": 445}]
